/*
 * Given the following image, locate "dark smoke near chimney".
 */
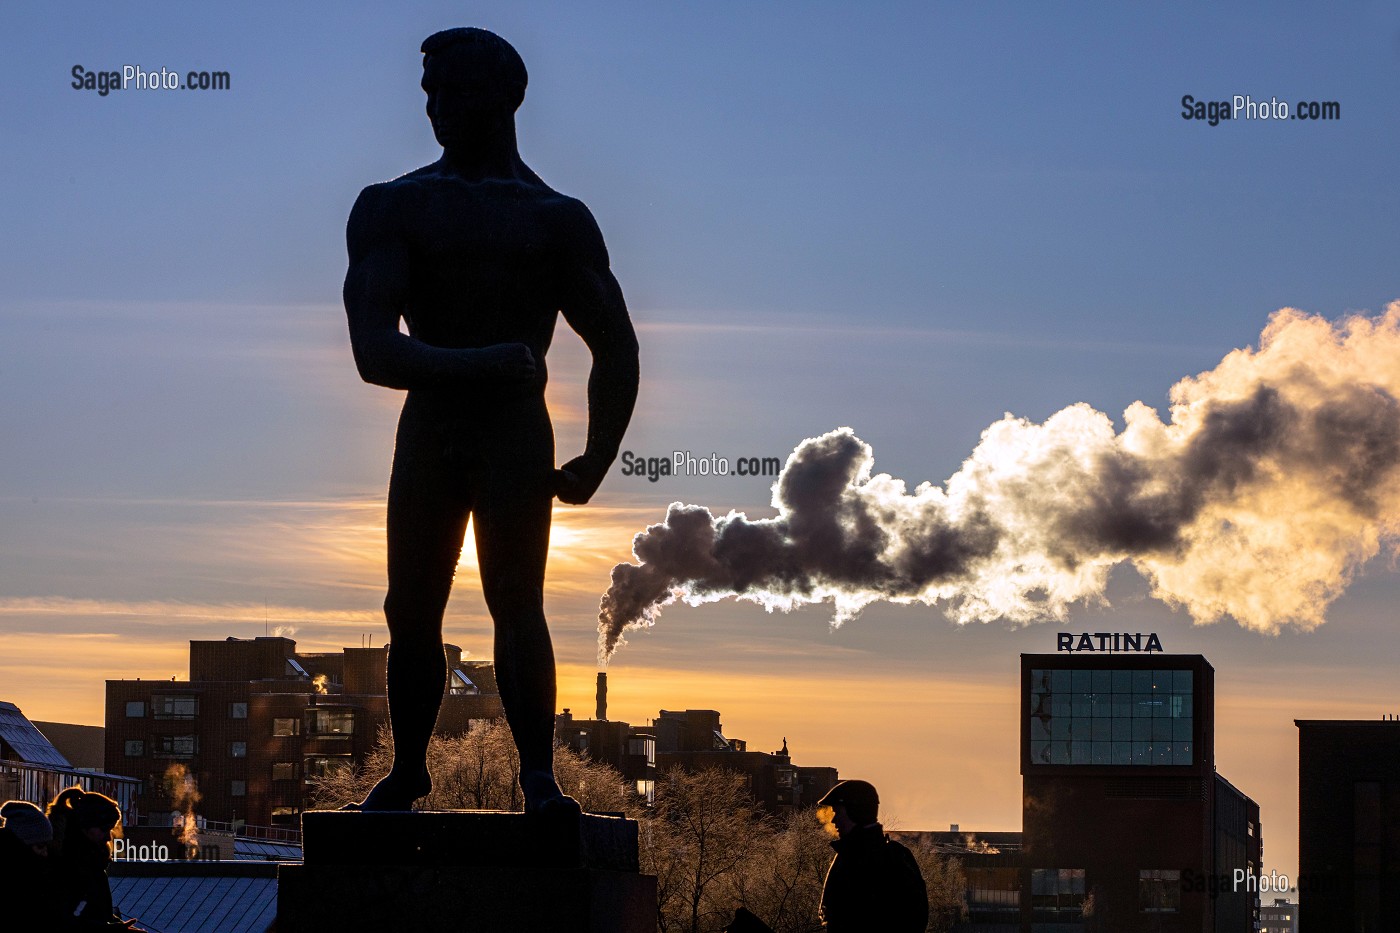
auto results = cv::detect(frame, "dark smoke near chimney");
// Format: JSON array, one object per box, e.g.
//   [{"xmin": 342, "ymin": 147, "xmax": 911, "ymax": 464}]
[{"xmin": 597, "ymin": 306, "xmax": 1400, "ymax": 661}]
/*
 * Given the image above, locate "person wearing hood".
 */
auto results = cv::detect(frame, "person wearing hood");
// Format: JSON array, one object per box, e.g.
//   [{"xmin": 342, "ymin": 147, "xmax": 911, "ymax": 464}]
[{"xmin": 46, "ymin": 787, "xmax": 135, "ymax": 929}]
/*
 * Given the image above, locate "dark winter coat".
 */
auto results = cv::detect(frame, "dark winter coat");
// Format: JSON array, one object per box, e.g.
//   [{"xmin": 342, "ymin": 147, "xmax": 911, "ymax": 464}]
[
  {"xmin": 50, "ymin": 830, "xmax": 120, "ymax": 927},
  {"xmin": 820, "ymin": 822, "xmax": 929, "ymax": 933}
]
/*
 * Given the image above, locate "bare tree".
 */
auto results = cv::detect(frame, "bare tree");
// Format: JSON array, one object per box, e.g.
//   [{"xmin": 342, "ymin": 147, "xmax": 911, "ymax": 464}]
[
  {"xmin": 904, "ymin": 841, "xmax": 968, "ymax": 933},
  {"xmin": 720, "ymin": 809, "xmax": 829, "ymax": 933},
  {"xmin": 640, "ymin": 766, "xmax": 769, "ymax": 933},
  {"xmin": 308, "ymin": 718, "xmax": 631, "ymax": 815}
]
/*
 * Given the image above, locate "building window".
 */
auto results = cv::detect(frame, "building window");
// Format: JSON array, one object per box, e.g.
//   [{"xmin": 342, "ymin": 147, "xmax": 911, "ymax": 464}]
[
  {"xmin": 449, "ymin": 669, "xmax": 478, "ymax": 695},
  {"xmin": 152, "ymin": 695, "xmax": 199, "ymax": 720},
  {"xmin": 230, "ymin": 780, "xmax": 246, "ymax": 797},
  {"xmin": 272, "ymin": 761, "xmax": 297, "ymax": 781},
  {"xmin": 153, "ymin": 735, "xmax": 198, "ymax": 759},
  {"xmin": 965, "ymin": 867, "xmax": 1021, "ymax": 917},
  {"xmin": 1028, "ymin": 668, "xmax": 1193, "ymax": 767},
  {"xmin": 230, "ymin": 741, "xmax": 247, "ymax": 758},
  {"xmin": 124, "ymin": 739, "xmax": 144, "ymax": 757},
  {"xmin": 304, "ymin": 756, "xmax": 353, "ymax": 779},
  {"xmin": 270, "ymin": 806, "xmax": 300, "ymax": 824},
  {"xmin": 272, "ymin": 718, "xmax": 299, "ymax": 737},
  {"xmin": 627, "ymin": 736, "xmax": 656, "ymax": 766},
  {"xmin": 230, "ymin": 702, "xmax": 248, "ymax": 719},
  {"xmin": 125, "ymin": 701, "xmax": 146, "ymax": 718},
  {"xmin": 1031, "ymin": 868, "xmax": 1085, "ymax": 918},
  {"xmin": 1139, "ymin": 869, "xmax": 1181, "ymax": 912},
  {"xmin": 306, "ymin": 708, "xmax": 354, "ymax": 735}
]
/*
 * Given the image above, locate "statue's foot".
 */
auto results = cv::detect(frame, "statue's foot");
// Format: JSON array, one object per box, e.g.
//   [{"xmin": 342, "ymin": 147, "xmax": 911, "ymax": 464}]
[
  {"xmin": 521, "ymin": 769, "xmax": 581, "ymax": 819},
  {"xmin": 341, "ymin": 767, "xmax": 432, "ymax": 811}
]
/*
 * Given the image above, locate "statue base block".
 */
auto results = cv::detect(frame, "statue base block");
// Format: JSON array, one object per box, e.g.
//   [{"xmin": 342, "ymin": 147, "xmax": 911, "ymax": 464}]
[{"xmin": 277, "ymin": 810, "xmax": 656, "ymax": 933}]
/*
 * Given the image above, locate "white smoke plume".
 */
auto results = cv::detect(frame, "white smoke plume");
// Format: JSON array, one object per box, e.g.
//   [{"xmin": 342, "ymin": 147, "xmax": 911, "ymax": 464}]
[
  {"xmin": 164, "ymin": 763, "xmax": 202, "ymax": 855},
  {"xmin": 598, "ymin": 306, "xmax": 1400, "ymax": 660}
]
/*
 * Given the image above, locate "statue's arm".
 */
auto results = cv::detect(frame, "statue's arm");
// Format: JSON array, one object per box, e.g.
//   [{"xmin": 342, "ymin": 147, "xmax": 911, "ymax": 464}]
[
  {"xmin": 342, "ymin": 185, "xmax": 535, "ymax": 390},
  {"xmin": 555, "ymin": 201, "xmax": 640, "ymax": 504}
]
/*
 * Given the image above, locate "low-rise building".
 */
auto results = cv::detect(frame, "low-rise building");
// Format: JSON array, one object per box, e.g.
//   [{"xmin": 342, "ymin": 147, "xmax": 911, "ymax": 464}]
[
  {"xmin": 104, "ymin": 636, "xmax": 502, "ymax": 830},
  {"xmin": 555, "ymin": 673, "xmax": 838, "ymax": 811},
  {"xmin": 1259, "ymin": 897, "xmax": 1297, "ymax": 933},
  {"xmin": 0, "ymin": 700, "xmax": 139, "ymax": 824}
]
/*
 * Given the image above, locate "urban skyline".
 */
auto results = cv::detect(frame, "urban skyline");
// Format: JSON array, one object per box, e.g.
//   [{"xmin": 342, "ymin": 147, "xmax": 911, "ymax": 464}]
[{"xmin": 5, "ymin": 2, "xmax": 1400, "ymax": 891}]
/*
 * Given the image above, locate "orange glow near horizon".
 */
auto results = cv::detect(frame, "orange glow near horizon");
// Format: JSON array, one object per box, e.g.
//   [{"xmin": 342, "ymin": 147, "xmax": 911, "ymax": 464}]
[
  {"xmin": 6, "ymin": 625, "xmax": 1393, "ymax": 886},
  {"xmin": 4, "ymin": 489, "xmax": 1376, "ymax": 887}
]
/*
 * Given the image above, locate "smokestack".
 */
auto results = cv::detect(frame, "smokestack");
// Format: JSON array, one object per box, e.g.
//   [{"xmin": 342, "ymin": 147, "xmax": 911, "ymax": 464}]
[
  {"xmin": 598, "ymin": 305, "xmax": 1400, "ymax": 659},
  {"xmin": 596, "ymin": 672, "xmax": 607, "ymax": 721}
]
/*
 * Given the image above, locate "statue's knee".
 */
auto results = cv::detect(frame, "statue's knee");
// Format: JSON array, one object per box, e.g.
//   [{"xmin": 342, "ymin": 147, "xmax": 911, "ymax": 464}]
[
  {"xmin": 484, "ymin": 582, "xmax": 545, "ymax": 618},
  {"xmin": 383, "ymin": 591, "xmax": 445, "ymax": 627}
]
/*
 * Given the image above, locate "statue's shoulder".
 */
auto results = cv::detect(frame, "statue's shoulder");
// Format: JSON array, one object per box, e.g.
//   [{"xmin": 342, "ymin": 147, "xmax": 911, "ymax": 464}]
[
  {"xmin": 534, "ymin": 188, "xmax": 591, "ymax": 219},
  {"xmin": 346, "ymin": 169, "xmax": 438, "ymax": 244},
  {"xmin": 534, "ymin": 190, "xmax": 606, "ymax": 255},
  {"xmin": 353, "ymin": 168, "xmax": 434, "ymax": 210}
]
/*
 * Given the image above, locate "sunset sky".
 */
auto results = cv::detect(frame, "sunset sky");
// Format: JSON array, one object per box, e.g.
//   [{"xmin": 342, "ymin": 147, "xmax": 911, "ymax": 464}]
[{"xmin": 4, "ymin": 1, "xmax": 1400, "ymax": 885}]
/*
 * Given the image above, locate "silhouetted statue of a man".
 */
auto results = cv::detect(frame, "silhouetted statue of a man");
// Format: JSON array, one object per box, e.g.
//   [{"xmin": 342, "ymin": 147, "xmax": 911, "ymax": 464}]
[{"xmin": 343, "ymin": 27, "xmax": 638, "ymax": 815}]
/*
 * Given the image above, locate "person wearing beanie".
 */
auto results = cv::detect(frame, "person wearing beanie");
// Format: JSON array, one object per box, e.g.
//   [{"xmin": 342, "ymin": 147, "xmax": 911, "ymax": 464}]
[
  {"xmin": 815, "ymin": 780, "xmax": 928, "ymax": 932},
  {"xmin": 1, "ymin": 799, "xmax": 53, "ymax": 851},
  {"xmin": 1, "ymin": 798, "xmax": 62, "ymax": 928},
  {"xmin": 46, "ymin": 787, "xmax": 134, "ymax": 929}
]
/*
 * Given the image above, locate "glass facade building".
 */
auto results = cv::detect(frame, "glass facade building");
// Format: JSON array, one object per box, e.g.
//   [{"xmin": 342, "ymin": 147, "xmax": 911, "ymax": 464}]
[
  {"xmin": 1006, "ymin": 652, "xmax": 1259, "ymax": 933},
  {"xmin": 1027, "ymin": 666, "xmax": 1194, "ymax": 766}
]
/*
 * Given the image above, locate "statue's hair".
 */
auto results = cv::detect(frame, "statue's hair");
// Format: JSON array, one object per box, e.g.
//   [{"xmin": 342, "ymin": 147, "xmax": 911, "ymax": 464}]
[{"xmin": 421, "ymin": 28, "xmax": 527, "ymax": 109}]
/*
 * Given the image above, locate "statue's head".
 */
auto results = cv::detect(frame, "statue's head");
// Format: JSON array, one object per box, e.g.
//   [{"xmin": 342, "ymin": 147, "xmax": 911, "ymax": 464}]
[{"xmin": 420, "ymin": 28, "xmax": 527, "ymax": 150}]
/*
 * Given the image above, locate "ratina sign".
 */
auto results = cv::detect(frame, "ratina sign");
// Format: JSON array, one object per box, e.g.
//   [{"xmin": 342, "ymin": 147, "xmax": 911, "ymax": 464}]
[{"xmin": 1056, "ymin": 632, "xmax": 1164, "ymax": 653}]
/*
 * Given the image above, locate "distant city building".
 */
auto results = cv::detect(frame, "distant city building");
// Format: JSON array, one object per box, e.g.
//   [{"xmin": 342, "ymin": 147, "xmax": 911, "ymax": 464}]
[
  {"xmin": 0, "ymin": 700, "xmax": 139, "ymax": 823},
  {"xmin": 1295, "ymin": 718, "xmax": 1400, "ymax": 932},
  {"xmin": 31, "ymin": 720, "xmax": 105, "ymax": 771},
  {"xmin": 1017, "ymin": 653, "xmax": 1261, "ymax": 933},
  {"xmin": 104, "ymin": 636, "xmax": 503, "ymax": 831},
  {"xmin": 889, "ymin": 827, "xmax": 1024, "ymax": 857},
  {"xmin": 555, "ymin": 672, "xmax": 838, "ymax": 811},
  {"xmin": 1259, "ymin": 897, "xmax": 1297, "ymax": 933},
  {"xmin": 932, "ymin": 653, "xmax": 1262, "ymax": 933}
]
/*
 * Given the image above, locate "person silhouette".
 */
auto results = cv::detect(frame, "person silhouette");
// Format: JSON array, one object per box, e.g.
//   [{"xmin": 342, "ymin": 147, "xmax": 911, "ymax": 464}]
[
  {"xmin": 816, "ymin": 780, "xmax": 928, "ymax": 932},
  {"xmin": 343, "ymin": 27, "xmax": 638, "ymax": 816}
]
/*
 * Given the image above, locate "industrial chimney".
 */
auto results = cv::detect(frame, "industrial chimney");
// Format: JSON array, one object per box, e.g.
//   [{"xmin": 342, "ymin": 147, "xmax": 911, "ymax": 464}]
[{"xmin": 596, "ymin": 671, "xmax": 607, "ymax": 721}]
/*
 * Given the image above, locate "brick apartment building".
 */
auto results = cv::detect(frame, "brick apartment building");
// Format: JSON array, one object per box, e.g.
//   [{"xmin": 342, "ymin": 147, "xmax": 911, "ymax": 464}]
[{"xmin": 104, "ymin": 636, "xmax": 502, "ymax": 829}]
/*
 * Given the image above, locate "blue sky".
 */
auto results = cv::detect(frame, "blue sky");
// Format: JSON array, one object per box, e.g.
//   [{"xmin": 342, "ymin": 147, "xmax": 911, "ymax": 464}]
[{"xmin": 3, "ymin": 0, "xmax": 1399, "ymax": 883}]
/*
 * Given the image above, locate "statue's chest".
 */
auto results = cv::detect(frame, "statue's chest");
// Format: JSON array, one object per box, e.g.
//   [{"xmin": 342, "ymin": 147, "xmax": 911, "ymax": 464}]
[{"xmin": 409, "ymin": 187, "xmax": 553, "ymax": 275}]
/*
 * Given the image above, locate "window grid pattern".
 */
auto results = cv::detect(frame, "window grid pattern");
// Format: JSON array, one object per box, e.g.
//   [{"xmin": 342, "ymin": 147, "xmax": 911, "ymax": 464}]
[
  {"xmin": 1029, "ymin": 668, "xmax": 1193, "ymax": 766},
  {"xmin": 306, "ymin": 709, "xmax": 354, "ymax": 735},
  {"xmin": 151, "ymin": 695, "xmax": 199, "ymax": 720},
  {"xmin": 1139, "ymin": 869, "xmax": 1182, "ymax": 912},
  {"xmin": 1031, "ymin": 868, "xmax": 1085, "ymax": 914}
]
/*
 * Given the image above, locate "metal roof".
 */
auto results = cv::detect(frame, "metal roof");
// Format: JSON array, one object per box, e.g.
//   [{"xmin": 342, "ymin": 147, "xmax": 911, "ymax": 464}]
[
  {"xmin": 110, "ymin": 870, "xmax": 277, "ymax": 933},
  {"xmin": 0, "ymin": 701, "xmax": 72, "ymax": 767},
  {"xmin": 233, "ymin": 837, "xmax": 302, "ymax": 861}
]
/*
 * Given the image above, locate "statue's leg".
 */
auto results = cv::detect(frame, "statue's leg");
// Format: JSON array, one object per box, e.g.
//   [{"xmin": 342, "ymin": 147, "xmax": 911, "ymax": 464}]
[
  {"xmin": 472, "ymin": 427, "xmax": 577, "ymax": 815},
  {"xmin": 355, "ymin": 415, "xmax": 470, "ymax": 811}
]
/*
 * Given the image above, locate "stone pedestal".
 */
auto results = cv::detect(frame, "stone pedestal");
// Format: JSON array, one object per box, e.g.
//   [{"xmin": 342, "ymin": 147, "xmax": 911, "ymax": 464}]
[{"xmin": 277, "ymin": 810, "xmax": 656, "ymax": 932}]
